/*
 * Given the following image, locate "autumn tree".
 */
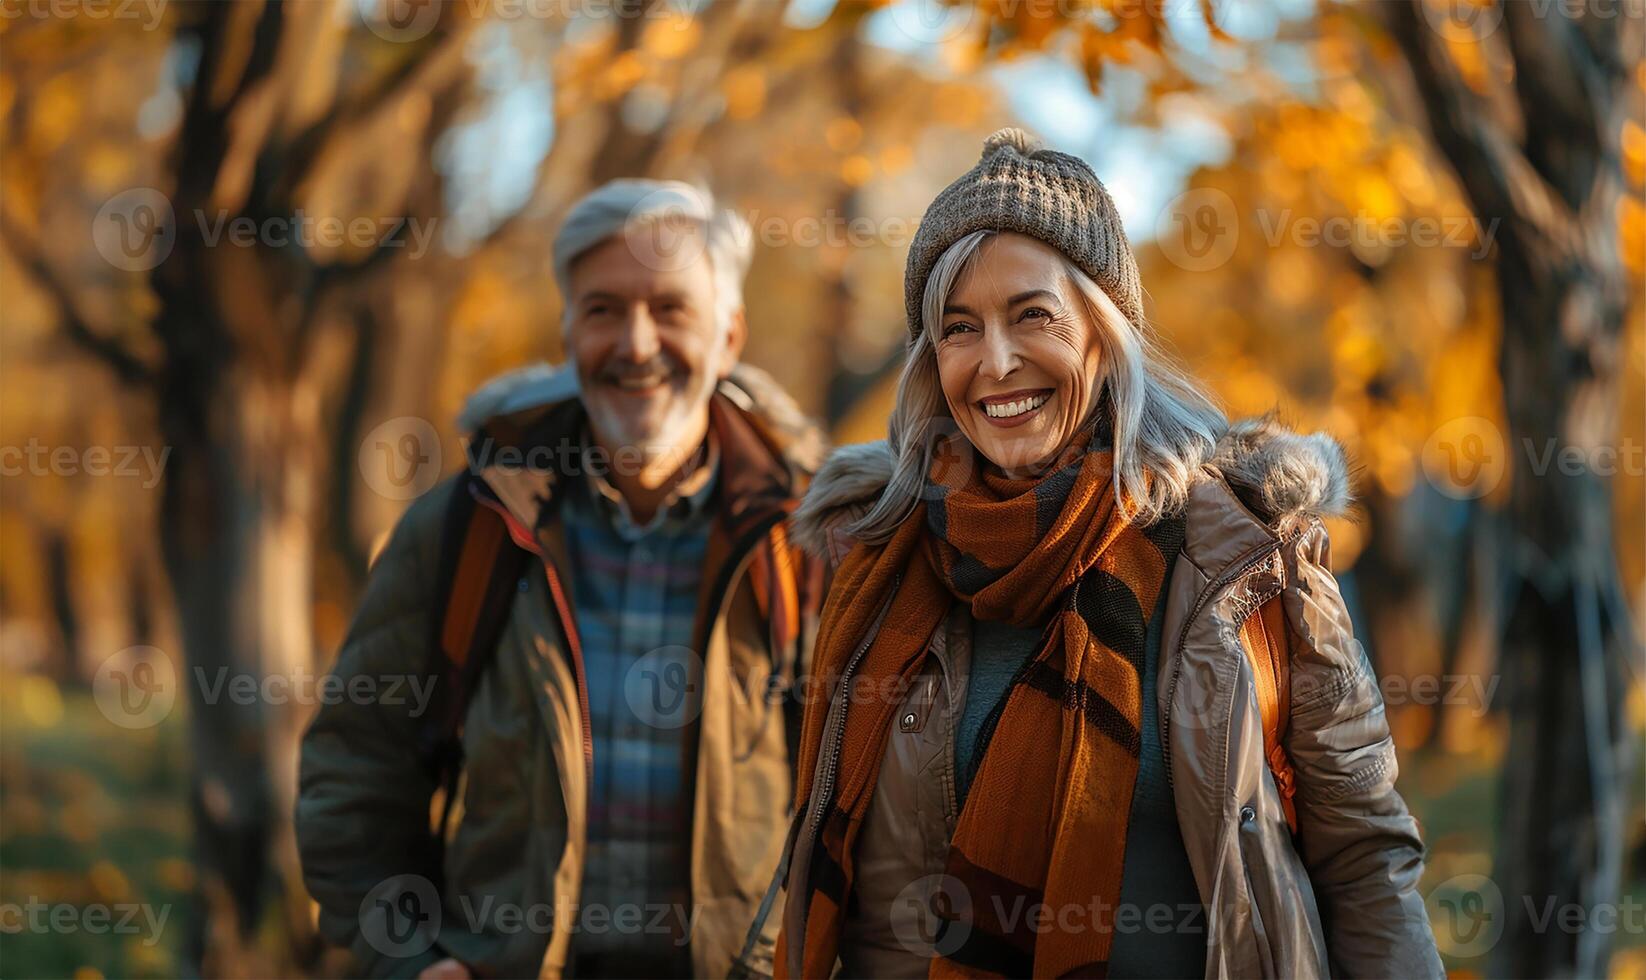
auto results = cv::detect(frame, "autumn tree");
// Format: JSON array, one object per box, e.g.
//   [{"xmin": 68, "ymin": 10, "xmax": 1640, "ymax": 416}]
[
  {"xmin": 4, "ymin": 1, "xmax": 1003, "ymax": 971},
  {"xmin": 1384, "ymin": 1, "xmax": 1643, "ymax": 973}
]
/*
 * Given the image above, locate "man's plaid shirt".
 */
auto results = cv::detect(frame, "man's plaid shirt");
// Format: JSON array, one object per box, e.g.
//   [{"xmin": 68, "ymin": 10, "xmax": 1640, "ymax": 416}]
[{"xmin": 559, "ymin": 436, "xmax": 718, "ymax": 972}]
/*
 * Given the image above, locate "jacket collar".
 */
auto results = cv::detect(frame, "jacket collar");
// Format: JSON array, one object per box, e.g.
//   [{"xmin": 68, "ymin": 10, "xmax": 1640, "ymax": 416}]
[
  {"xmin": 458, "ymin": 361, "xmax": 826, "ymax": 539},
  {"xmin": 1178, "ymin": 475, "xmax": 1281, "ymax": 581}
]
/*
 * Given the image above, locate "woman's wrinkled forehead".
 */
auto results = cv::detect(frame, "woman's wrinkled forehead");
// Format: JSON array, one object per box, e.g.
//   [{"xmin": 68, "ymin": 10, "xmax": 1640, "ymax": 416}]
[{"xmin": 944, "ymin": 233, "xmax": 1074, "ymax": 312}]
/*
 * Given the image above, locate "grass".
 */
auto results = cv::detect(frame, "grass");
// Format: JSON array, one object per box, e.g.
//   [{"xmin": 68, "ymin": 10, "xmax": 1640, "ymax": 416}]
[
  {"xmin": 0, "ymin": 676, "xmax": 190, "ymax": 980},
  {"xmin": 0, "ymin": 673, "xmax": 1639, "ymax": 977}
]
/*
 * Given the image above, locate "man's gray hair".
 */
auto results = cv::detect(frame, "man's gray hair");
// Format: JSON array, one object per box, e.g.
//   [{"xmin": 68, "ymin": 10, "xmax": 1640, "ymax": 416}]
[{"xmin": 552, "ymin": 179, "xmax": 754, "ymax": 335}]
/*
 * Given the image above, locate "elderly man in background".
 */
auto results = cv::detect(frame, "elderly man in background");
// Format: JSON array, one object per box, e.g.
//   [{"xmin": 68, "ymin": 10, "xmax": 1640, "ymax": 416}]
[{"xmin": 297, "ymin": 180, "xmax": 825, "ymax": 979}]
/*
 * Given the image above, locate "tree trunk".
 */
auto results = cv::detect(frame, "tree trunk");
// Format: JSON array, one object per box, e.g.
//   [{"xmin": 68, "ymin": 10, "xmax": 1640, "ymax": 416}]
[
  {"xmin": 1385, "ymin": 2, "xmax": 1640, "ymax": 973},
  {"xmin": 150, "ymin": 1, "xmax": 462, "ymax": 966},
  {"xmin": 1491, "ymin": 257, "xmax": 1632, "ymax": 977}
]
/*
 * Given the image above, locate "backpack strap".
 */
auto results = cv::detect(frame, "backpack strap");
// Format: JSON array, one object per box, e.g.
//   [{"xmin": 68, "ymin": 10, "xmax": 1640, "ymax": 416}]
[
  {"xmin": 749, "ymin": 519, "xmax": 802, "ymax": 681},
  {"xmin": 1238, "ymin": 595, "xmax": 1298, "ymax": 834},
  {"xmin": 423, "ymin": 473, "xmax": 530, "ymax": 841}
]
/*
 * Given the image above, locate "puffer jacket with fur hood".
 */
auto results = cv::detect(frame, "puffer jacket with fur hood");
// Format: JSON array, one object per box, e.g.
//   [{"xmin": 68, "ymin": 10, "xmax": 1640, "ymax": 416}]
[{"xmin": 778, "ymin": 417, "xmax": 1443, "ymax": 980}]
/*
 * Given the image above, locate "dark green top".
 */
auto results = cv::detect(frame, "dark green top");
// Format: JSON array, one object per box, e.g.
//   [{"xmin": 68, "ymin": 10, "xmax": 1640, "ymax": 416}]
[
  {"xmin": 955, "ymin": 616, "xmax": 1042, "ymax": 803},
  {"xmin": 956, "ymin": 575, "xmax": 1204, "ymax": 978},
  {"xmin": 1107, "ymin": 577, "xmax": 1206, "ymax": 978}
]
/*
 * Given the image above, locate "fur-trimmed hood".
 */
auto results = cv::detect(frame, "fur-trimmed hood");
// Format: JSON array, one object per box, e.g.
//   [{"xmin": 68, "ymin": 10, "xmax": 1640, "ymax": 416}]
[{"xmin": 790, "ymin": 415, "xmax": 1351, "ymax": 560}]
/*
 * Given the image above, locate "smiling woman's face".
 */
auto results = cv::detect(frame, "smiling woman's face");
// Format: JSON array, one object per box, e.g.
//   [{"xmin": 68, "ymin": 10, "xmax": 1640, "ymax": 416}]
[{"xmin": 935, "ymin": 233, "xmax": 1103, "ymax": 474}]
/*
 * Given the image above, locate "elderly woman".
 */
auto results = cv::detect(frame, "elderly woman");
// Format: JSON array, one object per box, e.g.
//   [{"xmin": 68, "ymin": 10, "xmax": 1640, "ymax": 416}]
[{"xmin": 770, "ymin": 130, "xmax": 1441, "ymax": 979}]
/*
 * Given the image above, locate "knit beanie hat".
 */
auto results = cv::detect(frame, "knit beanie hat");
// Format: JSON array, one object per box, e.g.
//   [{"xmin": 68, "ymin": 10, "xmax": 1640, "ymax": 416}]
[{"xmin": 904, "ymin": 127, "xmax": 1145, "ymax": 335}]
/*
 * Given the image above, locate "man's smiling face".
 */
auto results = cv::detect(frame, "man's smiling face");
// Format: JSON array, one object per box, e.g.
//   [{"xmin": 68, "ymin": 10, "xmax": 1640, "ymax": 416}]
[{"xmin": 565, "ymin": 226, "xmax": 743, "ymax": 459}]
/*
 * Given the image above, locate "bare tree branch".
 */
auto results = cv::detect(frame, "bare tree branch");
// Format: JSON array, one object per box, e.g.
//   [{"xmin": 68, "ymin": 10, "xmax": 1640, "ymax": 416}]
[
  {"xmin": 280, "ymin": 12, "xmax": 483, "ymax": 200},
  {"xmin": 0, "ymin": 210, "xmax": 155, "ymax": 387},
  {"xmin": 1383, "ymin": 0, "xmax": 1586, "ymax": 270}
]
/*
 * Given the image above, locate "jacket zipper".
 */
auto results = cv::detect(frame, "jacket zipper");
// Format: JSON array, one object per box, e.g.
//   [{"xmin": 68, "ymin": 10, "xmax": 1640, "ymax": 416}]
[
  {"xmin": 809, "ymin": 578, "xmax": 900, "ymax": 832},
  {"xmin": 939, "ymin": 627, "xmax": 960, "ymax": 824},
  {"xmin": 475, "ymin": 494, "xmax": 595, "ymax": 784},
  {"xmin": 1160, "ymin": 538, "xmax": 1284, "ymax": 788}
]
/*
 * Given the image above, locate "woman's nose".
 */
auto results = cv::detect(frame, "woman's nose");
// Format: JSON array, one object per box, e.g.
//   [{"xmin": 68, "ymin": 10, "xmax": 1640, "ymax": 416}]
[{"xmin": 979, "ymin": 324, "xmax": 1022, "ymax": 380}]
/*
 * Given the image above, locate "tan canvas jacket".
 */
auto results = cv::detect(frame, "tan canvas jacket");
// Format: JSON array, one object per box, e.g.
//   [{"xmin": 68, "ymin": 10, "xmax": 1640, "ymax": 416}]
[{"xmin": 780, "ymin": 417, "xmax": 1443, "ymax": 979}]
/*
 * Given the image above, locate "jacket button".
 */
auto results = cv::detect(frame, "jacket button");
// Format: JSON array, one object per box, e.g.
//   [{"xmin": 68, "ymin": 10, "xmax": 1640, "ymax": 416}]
[
  {"xmin": 901, "ymin": 712, "xmax": 917, "ymax": 731},
  {"xmin": 1239, "ymin": 805, "xmax": 1256, "ymax": 824},
  {"xmin": 517, "ymin": 577, "xmax": 530, "ymax": 593}
]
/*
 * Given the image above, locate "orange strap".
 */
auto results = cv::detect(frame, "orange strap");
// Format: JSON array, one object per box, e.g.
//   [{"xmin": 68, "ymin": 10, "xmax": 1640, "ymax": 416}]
[
  {"xmin": 440, "ymin": 503, "xmax": 509, "ymax": 668},
  {"xmin": 1239, "ymin": 596, "xmax": 1298, "ymax": 833},
  {"xmin": 749, "ymin": 523, "xmax": 803, "ymax": 664}
]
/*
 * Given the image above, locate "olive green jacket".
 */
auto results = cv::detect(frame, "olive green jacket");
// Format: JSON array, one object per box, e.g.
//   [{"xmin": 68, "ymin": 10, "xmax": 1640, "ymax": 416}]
[{"xmin": 297, "ymin": 364, "xmax": 825, "ymax": 978}]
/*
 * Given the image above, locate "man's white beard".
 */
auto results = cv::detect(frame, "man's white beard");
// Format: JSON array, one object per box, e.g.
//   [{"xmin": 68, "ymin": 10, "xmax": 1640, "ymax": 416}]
[{"xmin": 584, "ymin": 370, "xmax": 717, "ymax": 468}]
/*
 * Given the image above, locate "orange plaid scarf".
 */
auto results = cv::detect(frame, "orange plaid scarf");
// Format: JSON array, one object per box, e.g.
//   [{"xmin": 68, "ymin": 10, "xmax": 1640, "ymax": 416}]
[{"xmin": 783, "ymin": 430, "xmax": 1183, "ymax": 978}]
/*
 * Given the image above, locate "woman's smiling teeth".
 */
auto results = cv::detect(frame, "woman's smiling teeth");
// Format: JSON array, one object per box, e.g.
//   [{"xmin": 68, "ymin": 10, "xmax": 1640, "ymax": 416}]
[{"xmin": 980, "ymin": 391, "xmax": 1051, "ymax": 419}]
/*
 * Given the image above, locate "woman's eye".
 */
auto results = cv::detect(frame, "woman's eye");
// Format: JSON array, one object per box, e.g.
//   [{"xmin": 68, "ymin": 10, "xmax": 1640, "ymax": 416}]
[
  {"xmin": 1021, "ymin": 307, "xmax": 1051, "ymax": 322},
  {"xmin": 941, "ymin": 322, "xmax": 975, "ymax": 339}
]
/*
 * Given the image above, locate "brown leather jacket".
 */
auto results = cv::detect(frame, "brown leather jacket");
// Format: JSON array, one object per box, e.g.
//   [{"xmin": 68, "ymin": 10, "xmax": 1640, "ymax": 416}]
[{"xmin": 778, "ymin": 418, "xmax": 1443, "ymax": 979}]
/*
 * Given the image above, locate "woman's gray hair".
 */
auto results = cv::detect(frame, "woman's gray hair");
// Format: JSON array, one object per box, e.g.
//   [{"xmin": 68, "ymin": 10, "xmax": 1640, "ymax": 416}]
[
  {"xmin": 551, "ymin": 179, "xmax": 754, "ymax": 336},
  {"xmin": 850, "ymin": 229, "xmax": 1228, "ymax": 542}
]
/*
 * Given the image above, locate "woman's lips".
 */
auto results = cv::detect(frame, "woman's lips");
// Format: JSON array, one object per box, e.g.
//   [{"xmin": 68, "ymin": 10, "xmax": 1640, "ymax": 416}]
[{"xmin": 976, "ymin": 388, "xmax": 1053, "ymax": 428}]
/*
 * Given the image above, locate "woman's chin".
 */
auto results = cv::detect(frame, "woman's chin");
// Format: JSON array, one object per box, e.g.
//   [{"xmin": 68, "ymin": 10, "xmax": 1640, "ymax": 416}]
[{"xmin": 972, "ymin": 431, "xmax": 1062, "ymax": 475}]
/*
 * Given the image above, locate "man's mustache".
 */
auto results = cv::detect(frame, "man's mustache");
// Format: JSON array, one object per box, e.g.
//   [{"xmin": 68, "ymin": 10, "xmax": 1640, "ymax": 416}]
[{"xmin": 594, "ymin": 355, "xmax": 682, "ymax": 385}]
